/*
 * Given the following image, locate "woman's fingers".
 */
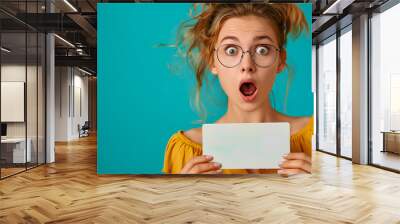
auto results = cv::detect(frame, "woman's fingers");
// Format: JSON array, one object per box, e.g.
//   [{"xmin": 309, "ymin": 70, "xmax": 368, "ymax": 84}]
[
  {"xmin": 277, "ymin": 168, "xmax": 305, "ymax": 177},
  {"xmin": 180, "ymin": 155, "xmax": 214, "ymax": 173},
  {"xmin": 188, "ymin": 162, "xmax": 221, "ymax": 174},
  {"xmin": 203, "ymin": 169, "xmax": 223, "ymax": 174},
  {"xmin": 279, "ymin": 159, "xmax": 311, "ymax": 173},
  {"xmin": 278, "ymin": 153, "xmax": 312, "ymax": 175},
  {"xmin": 180, "ymin": 155, "xmax": 223, "ymax": 174},
  {"xmin": 283, "ymin": 153, "xmax": 311, "ymax": 163}
]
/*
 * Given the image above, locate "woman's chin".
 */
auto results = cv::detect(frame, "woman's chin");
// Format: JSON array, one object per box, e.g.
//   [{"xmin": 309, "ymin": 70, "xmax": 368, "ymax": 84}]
[{"xmin": 236, "ymin": 99, "xmax": 264, "ymax": 113}]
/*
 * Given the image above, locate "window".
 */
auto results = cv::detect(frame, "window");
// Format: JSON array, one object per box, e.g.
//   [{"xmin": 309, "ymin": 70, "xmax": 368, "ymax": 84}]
[
  {"xmin": 339, "ymin": 28, "xmax": 352, "ymax": 158},
  {"xmin": 317, "ymin": 35, "xmax": 337, "ymax": 155},
  {"xmin": 371, "ymin": 3, "xmax": 400, "ymax": 171}
]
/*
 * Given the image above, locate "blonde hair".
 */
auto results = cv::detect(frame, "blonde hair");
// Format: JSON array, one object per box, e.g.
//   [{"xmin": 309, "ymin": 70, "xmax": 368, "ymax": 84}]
[{"xmin": 177, "ymin": 2, "xmax": 309, "ymax": 120}]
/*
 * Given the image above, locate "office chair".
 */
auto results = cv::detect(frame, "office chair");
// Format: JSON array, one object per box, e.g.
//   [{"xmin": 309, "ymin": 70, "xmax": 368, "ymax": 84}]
[{"xmin": 79, "ymin": 121, "xmax": 90, "ymax": 138}]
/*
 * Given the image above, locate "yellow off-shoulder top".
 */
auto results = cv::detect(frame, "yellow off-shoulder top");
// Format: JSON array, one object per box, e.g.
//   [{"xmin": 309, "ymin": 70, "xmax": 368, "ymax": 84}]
[{"xmin": 163, "ymin": 118, "xmax": 313, "ymax": 174}]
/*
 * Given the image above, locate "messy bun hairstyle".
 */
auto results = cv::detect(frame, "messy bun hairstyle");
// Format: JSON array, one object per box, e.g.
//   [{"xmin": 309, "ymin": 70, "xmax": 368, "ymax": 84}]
[{"xmin": 177, "ymin": 2, "xmax": 309, "ymax": 119}]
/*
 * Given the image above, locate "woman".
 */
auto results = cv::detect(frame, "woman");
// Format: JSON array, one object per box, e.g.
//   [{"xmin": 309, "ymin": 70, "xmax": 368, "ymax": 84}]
[{"xmin": 163, "ymin": 3, "xmax": 313, "ymax": 176}]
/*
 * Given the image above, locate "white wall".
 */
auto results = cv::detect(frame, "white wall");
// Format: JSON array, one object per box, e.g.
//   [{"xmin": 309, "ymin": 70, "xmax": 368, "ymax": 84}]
[
  {"xmin": 1, "ymin": 65, "xmax": 27, "ymax": 141},
  {"xmin": 72, "ymin": 72, "xmax": 89, "ymax": 138},
  {"xmin": 1, "ymin": 65, "xmax": 40, "ymax": 138},
  {"xmin": 55, "ymin": 67, "xmax": 89, "ymax": 141},
  {"xmin": 55, "ymin": 66, "xmax": 69, "ymax": 141}
]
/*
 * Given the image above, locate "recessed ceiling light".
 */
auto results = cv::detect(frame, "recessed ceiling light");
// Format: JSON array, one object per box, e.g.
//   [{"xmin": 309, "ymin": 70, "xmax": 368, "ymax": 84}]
[
  {"xmin": 54, "ymin": 34, "xmax": 75, "ymax": 48},
  {"xmin": 63, "ymin": 0, "xmax": 78, "ymax": 12},
  {"xmin": 78, "ymin": 67, "xmax": 93, "ymax": 76},
  {"xmin": 1, "ymin": 47, "xmax": 11, "ymax": 53},
  {"xmin": 323, "ymin": 0, "xmax": 354, "ymax": 15}
]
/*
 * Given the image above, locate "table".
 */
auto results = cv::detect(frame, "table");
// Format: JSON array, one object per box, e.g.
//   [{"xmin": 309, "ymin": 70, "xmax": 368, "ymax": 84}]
[
  {"xmin": 1, "ymin": 138, "xmax": 32, "ymax": 163},
  {"xmin": 381, "ymin": 131, "xmax": 400, "ymax": 154}
]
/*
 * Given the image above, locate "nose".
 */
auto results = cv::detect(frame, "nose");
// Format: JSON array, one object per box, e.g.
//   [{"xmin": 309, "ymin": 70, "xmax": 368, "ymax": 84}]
[{"xmin": 240, "ymin": 51, "xmax": 256, "ymax": 73}]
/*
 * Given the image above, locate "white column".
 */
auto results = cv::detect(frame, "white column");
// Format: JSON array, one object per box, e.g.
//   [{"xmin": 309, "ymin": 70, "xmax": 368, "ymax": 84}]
[
  {"xmin": 46, "ymin": 33, "xmax": 55, "ymax": 163},
  {"xmin": 45, "ymin": 1, "xmax": 55, "ymax": 163},
  {"xmin": 352, "ymin": 14, "xmax": 369, "ymax": 164}
]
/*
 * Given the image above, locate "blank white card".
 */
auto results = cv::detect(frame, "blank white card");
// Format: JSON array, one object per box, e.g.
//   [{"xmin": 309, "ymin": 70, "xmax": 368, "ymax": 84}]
[{"xmin": 202, "ymin": 122, "xmax": 290, "ymax": 169}]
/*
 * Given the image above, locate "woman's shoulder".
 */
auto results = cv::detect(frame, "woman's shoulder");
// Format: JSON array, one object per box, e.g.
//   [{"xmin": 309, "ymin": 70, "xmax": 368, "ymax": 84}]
[
  {"xmin": 183, "ymin": 127, "xmax": 202, "ymax": 145},
  {"xmin": 289, "ymin": 115, "xmax": 313, "ymax": 129},
  {"xmin": 273, "ymin": 112, "xmax": 313, "ymax": 135},
  {"xmin": 166, "ymin": 128, "xmax": 202, "ymax": 150},
  {"xmin": 163, "ymin": 129, "xmax": 202, "ymax": 174}
]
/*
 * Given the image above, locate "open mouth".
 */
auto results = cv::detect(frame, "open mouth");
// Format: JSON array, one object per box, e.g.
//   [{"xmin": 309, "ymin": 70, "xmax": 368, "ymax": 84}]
[{"xmin": 239, "ymin": 80, "xmax": 258, "ymax": 102}]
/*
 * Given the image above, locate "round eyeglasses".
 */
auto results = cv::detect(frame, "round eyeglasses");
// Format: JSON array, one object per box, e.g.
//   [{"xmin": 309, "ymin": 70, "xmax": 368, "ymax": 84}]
[{"xmin": 214, "ymin": 44, "xmax": 280, "ymax": 68}]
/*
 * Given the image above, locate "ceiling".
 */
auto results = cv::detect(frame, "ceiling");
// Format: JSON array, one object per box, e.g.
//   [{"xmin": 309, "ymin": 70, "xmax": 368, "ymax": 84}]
[{"xmin": 1, "ymin": 0, "xmax": 97, "ymax": 74}]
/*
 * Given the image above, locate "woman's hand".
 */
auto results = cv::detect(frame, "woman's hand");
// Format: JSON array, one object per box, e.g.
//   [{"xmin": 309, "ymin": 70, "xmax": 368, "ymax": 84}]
[
  {"xmin": 277, "ymin": 152, "xmax": 311, "ymax": 177},
  {"xmin": 179, "ymin": 155, "xmax": 223, "ymax": 174}
]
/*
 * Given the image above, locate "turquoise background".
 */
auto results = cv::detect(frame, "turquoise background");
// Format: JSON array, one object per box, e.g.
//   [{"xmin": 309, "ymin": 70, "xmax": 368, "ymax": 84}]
[{"xmin": 98, "ymin": 3, "xmax": 312, "ymax": 174}]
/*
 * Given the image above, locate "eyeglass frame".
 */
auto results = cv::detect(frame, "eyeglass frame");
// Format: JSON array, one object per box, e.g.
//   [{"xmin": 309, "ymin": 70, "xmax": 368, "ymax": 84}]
[{"xmin": 214, "ymin": 43, "xmax": 281, "ymax": 68}]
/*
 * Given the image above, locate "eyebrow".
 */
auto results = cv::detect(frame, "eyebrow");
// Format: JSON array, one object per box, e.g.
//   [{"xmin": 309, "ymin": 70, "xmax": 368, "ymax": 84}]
[
  {"xmin": 253, "ymin": 35, "xmax": 273, "ymax": 42},
  {"xmin": 220, "ymin": 36, "xmax": 239, "ymax": 43},
  {"xmin": 219, "ymin": 35, "xmax": 274, "ymax": 43}
]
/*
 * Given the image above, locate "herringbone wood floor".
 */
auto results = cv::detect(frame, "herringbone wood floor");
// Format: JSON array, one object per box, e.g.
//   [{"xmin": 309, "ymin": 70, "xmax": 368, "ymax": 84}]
[{"xmin": 1, "ymin": 134, "xmax": 400, "ymax": 224}]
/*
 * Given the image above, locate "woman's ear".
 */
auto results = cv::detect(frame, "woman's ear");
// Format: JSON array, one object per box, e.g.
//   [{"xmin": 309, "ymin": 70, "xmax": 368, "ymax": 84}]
[
  {"xmin": 210, "ymin": 60, "xmax": 218, "ymax": 76},
  {"xmin": 277, "ymin": 49, "xmax": 287, "ymax": 74},
  {"xmin": 210, "ymin": 66, "xmax": 218, "ymax": 75}
]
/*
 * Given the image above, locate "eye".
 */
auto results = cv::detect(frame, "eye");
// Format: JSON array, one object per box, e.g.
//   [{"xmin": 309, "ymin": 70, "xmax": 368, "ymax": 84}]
[
  {"xmin": 224, "ymin": 46, "xmax": 239, "ymax": 56},
  {"xmin": 255, "ymin": 45, "xmax": 270, "ymax": 56}
]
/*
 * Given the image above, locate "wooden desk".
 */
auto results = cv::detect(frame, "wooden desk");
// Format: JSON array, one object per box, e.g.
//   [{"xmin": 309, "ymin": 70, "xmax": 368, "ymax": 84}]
[
  {"xmin": 1, "ymin": 138, "xmax": 32, "ymax": 163},
  {"xmin": 381, "ymin": 131, "xmax": 400, "ymax": 154}
]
